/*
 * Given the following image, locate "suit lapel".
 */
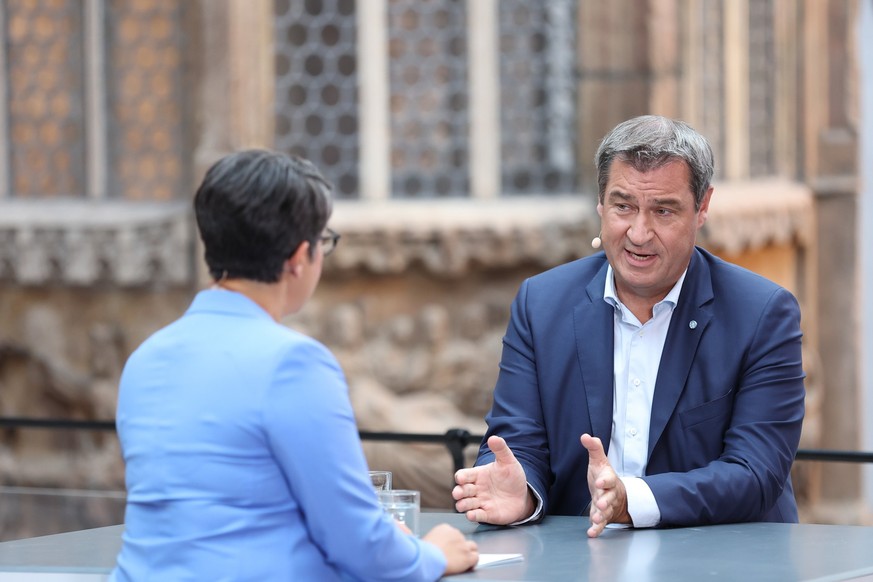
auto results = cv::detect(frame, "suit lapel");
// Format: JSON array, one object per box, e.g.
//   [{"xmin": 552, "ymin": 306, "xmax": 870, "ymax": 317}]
[
  {"xmin": 647, "ymin": 249, "xmax": 713, "ymax": 458},
  {"xmin": 573, "ymin": 263, "xmax": 615, "ymax": 449}
]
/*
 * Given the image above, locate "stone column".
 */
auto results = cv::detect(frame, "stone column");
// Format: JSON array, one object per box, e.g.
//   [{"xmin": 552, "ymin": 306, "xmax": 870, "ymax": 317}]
[
  {"xmin": 809, "ymin": 0, "xmax": 863, "ymax": 522},
  {"xmin": 859, "ymin": 0, "xmax": 873, "ymax": 516},
  {"xmin": 647, "ymin": 0, "xmax": 681, "ymax": 118},
  {"xmin": 576, "ymin": 0, "xmax": 650, "ymax": 191},
  {"xmin": 192, "ymin": 0, "xmax": 275, "ymax": 174},
  {"xmin": 773, "ymin": 0, "xmax": 801, "ymax": 179},
  {"xmin": 357, "ymin": 0, "xmax": 391, "ymax": 200},
  {"xmin": 723, "ymin": 0, "xmax": 749, "ymax": 180},
  {"xmin": 190, "ymin": 0, "xmax": 275, "ymax": 285},
  {"xmin": 466, "ymin": 0, "xmax": 499, "ymax": 199}
]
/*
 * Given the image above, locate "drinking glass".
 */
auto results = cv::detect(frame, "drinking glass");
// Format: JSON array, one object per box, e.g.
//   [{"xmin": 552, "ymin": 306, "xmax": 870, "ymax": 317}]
[
  {"xmin": 378, "ymin": 489, "xmax": 420, "ymax": 536},
  {"xmin": 369, "ymin": 470, "xmax": 392, "ymax": 492}
]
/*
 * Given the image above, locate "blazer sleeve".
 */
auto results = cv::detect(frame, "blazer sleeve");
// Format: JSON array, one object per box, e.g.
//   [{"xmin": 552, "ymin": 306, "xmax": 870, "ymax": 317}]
[
  {"xmin": 644, "ymin": 286, "xmax": 806, "ymax": 525},
  {"xmin": 476, "ymin": 279, "xmax": 554, "ymax": 511},
  {"xmin": 264, "ymin": 339, "xmax": 446, "ymax": 581}
]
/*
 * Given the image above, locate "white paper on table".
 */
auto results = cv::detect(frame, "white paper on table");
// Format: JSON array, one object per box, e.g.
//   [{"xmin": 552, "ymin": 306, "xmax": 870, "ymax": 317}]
[{"xmin": 475, "ymin": 553, "xmax": 524, "ymax": 569}]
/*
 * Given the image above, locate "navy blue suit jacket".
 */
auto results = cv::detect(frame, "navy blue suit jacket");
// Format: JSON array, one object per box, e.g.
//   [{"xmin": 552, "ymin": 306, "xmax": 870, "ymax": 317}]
[{"xmin": 477, "ymin": 247, "xmax": 805, "ymax": 526}]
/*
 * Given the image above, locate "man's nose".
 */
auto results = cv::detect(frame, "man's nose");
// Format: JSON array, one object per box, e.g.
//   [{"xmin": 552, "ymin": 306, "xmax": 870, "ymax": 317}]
[{"xmin": 626, "ymin": 214, "xmax": 653, "ymax": 245}]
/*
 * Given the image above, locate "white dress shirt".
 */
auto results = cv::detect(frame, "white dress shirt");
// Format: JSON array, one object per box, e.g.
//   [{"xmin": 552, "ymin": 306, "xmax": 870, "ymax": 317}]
[{"xmin": 603, "ymin": 265, "xmax": 687, "ymax": 528}]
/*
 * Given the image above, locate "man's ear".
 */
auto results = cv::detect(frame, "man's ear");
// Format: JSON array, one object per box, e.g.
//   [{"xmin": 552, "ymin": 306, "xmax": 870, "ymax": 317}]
[{"xmin": 697, "ymin": 186, "xmax": 714, "ymax": 228}]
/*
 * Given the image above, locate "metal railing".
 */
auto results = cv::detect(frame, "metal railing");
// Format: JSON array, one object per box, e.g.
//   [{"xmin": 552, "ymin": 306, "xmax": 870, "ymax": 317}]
[{"xmin": 1, "ymin": 416, "xmax": 872, "ymax": 474}]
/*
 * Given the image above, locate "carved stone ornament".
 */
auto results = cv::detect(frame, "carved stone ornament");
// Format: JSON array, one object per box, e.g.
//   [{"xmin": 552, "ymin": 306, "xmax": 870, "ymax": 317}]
[
  {"xmin": 326, "ymin": 197, "xmax": 601, "ymax": 276},
  {"xmin": 0, "ymin": 200, "xmax": 193, "ymax": 287},
  {"xmin": 324, "ymin": 182, "xmax": 813, "ymax": 277},
  {"xmin": 701, "ymin": 179, "xmax": 814, "ymax": 254}
]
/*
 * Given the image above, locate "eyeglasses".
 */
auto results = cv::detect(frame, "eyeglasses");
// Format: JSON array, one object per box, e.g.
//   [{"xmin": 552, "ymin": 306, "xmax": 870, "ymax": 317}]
[{"xmin": 319, "ymin": 227, "xmax": 341, "ymax": 257}]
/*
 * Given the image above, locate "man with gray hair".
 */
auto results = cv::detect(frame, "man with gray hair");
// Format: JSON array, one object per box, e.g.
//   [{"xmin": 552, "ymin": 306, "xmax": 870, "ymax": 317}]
[{"xmin": 452, "ymin": 115, "xmax": 805, "ymax": 537}]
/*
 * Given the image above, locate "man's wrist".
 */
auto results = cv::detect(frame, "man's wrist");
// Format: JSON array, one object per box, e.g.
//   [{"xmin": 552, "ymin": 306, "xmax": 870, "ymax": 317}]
[
  {"xmin": 524, "ymin": 488, "xmax": 536, "ymax": 518},
  {"xmin": 509, "ymin": 484, "xmax": 543, "ymax": 525}
]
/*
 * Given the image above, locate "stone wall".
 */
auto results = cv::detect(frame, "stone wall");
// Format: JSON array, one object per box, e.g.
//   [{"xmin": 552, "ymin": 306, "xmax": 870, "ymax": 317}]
[
  {"xmin": 293, "ymin": 197, "xmax": 600, "ymax": 507},
  {"xmin": 0, "ymin": 285, "xmax": 192, "ymax": 540},
  {"xmin": 0, "ymin": 200, "xmax": 196, "ymax": 508},
  {"xmin": 295, "ymin": 183, "xmax": 819, "ymax": 510},
  {"xmin": 0, "ymin": 183, "xmax": 822, "ymax": 533},
  {"xmin": 0, "ymin": 0, "xmax": 861, "ymax": 543},
  {"xmin": 0, "ymin": 287, "xmax": 193, "ymax": 488}
]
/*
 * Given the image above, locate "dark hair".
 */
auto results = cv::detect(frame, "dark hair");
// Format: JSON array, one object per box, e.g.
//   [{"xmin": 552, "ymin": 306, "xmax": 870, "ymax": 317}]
[
  {"xmin": 594, "ymin": 115, "xmax": 715, "ymax": 209},
  {"xmin": 194, "ymin": 149, "xmax": 333, "ymax": 283}
]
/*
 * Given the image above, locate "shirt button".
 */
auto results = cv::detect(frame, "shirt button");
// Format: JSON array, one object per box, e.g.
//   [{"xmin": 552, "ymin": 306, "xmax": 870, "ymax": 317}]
[
  {"xmin": 628, "ymin": 428, "xmax": 638, "ymax": 436},
  {"xmin": 633, "ymin": 378, "xmax": 641, "ymax": 387}
]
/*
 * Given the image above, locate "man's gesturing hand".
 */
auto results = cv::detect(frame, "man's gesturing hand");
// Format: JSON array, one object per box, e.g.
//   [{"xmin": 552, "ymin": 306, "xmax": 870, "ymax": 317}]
[
  {"xmin": 581, "ymin": 433, "xmax": 631, "ymax": 538},
  {"xmin": 452, "ymin": 435, "xmax": 535, "ymax": 525}
]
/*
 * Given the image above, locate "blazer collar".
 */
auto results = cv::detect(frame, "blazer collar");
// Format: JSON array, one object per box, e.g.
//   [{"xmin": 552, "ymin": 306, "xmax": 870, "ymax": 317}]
[
  {"xmin": 186, "ymin": 288, "xmax": 275, "ymax": 322},
  {"xmin": 647, "ymin": 248, "xmax": 714, "ymax": 457},
  {"xmin": 573, "ymin": 261, "xmax": 615, "ymax": 446}
]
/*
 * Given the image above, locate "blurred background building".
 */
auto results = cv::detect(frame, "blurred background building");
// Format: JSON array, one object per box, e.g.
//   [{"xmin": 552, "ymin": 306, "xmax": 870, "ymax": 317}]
[{"xmin": 0, "ymin": 0, "xmax": 868, "ymax": 538}]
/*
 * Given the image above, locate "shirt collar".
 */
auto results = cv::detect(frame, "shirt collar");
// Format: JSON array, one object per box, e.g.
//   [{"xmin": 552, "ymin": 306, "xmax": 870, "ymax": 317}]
[{"xmin": 603, "ymin": 264, "xmax": 688, "ymax": 313}]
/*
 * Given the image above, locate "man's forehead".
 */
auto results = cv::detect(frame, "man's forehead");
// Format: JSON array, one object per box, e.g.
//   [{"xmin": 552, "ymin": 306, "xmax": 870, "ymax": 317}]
[
  {"xmin": 608, "ymin": 155, "xmax": 690, "ymax": 175},
  {"xmin": 602, "ymin": 161, "xmax": 696, "ymax": 205}
]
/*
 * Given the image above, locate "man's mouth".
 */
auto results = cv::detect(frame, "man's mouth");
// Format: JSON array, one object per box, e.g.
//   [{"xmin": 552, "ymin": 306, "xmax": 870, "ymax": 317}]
[{"xmin": 626, "ymin": 249, "xmax": 655, "ymax": 262}]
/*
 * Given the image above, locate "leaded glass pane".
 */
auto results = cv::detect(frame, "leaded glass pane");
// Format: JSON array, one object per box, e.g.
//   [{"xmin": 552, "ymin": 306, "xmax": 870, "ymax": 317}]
[
  {"xmin": 274, "ymin": 0, "xmax": 360, "ymax": 199},
  {"xmin": 699, "ymin": 0, "xmax": 725, "ymax": 180},
  {"xmin": 748, "ymin": 0, "xmax": 775, "ymax": 177},
  {"xmin": 4, "ymin": 0, "xmax": 86, "ymax": 198},
  {"xmin": 499, "ymin": 0, "xmax": 578, "ymax": 195},
  {"xmin": 105, "ymin": 0, "xmax": 187, "ymax": 201},
  {"xmin": 387, "ymin": 0, "xmax": 469, "ymax": 198}
]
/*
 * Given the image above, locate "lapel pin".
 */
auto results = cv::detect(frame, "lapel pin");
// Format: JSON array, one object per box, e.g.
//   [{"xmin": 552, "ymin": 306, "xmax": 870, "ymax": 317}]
[{"xmin": 689, "ymin": 320, "xmax": 698, "ymax": 329}]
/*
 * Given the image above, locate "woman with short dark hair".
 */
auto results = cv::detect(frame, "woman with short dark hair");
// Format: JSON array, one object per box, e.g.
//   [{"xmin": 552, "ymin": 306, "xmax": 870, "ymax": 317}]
[{"xmin": 111, "ymin": 149, "xmax": 478, "ymax": 581}]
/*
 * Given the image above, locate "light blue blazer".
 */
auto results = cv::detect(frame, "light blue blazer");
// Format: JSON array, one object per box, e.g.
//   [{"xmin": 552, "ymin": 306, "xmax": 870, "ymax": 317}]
[
  {"xmin": 477, "ymin": 247, "xmax": 805, "ymax": 526},
  {"xmin": 112, "ymin": 289, "xmax": 444, "ymax": 581}
]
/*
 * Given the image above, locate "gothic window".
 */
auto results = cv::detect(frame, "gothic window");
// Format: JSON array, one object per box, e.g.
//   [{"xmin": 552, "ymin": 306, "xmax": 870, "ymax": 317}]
[
  {"xmin": 273, "ymin": 0, "xmax": 580, "ymax": 199},
  {"xmin": 0, "ymin": 0, "xmax": 188, "ymax": 201}
]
